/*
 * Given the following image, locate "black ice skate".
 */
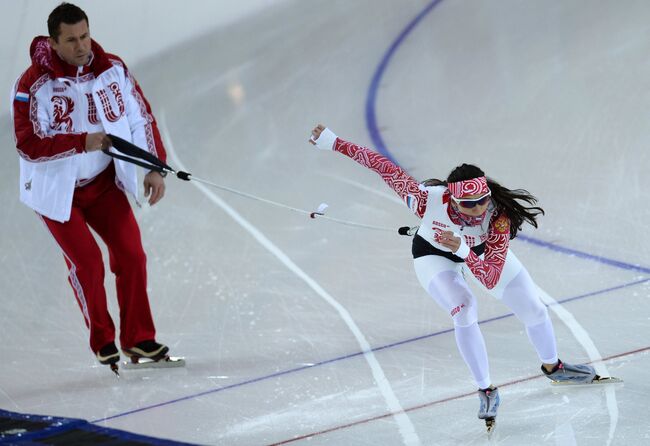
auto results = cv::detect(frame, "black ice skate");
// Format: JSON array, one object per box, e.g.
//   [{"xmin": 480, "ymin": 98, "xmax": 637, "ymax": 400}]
[
  {"xmin": 542, "ymin": 359, "xmax": 622, "ymax": 386},
  {"xmin": 96, "ymin": 342, "xmax": 120, "ymax": 376},
  {"xmin": 121, "ymin": 340, "xmax": 185, "ymax": 370},
  {"xmin": 477, "ymin": 387, "xmax": 500, "ymax": 433}
]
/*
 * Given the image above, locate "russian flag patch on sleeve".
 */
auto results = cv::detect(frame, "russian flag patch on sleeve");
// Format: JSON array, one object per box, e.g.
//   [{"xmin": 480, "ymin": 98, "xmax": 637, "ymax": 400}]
[
  {"xmin": 405, "ymin": 194, "xmax": 418, "ymax": 212},
  {"xmin": 15, "ymin": 92, "xmax": 29, "ymax": 102}
]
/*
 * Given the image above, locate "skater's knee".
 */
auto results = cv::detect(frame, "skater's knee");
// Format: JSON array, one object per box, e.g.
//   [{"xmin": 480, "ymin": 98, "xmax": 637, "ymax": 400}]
[
  {"xmin": 519, "ymin": 300, "xmax": 548, "ymax": 327},
  {"xmin": 501, "ymin": 273, "xmax": 549, "ymax": 326},
  {"xmin": 530, "ymin": 302, "xmax": 549, "ymax": 326},
  {"xmin": 451, "ymin": 300, "xmax": 477, "ymax": 327},
  {"xmin": 426, "ymin": 272, "xmax": 477, "ymax": 327}
]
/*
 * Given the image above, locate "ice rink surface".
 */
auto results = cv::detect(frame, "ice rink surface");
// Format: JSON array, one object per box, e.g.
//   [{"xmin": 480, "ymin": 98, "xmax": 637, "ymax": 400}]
[{"xmin": 1, "ymin": 0, "xmax": 650, "ymax": 444}]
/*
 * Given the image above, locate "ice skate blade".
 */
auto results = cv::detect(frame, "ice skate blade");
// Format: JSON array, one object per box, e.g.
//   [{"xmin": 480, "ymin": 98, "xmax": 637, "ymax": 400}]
[
  {"xmin": 550, "ymin": 376, "xmax": 623, "ymax": 386},
  {"xmin": 122, "ymin": 356, "xmax": 186, "ymax": 370}
]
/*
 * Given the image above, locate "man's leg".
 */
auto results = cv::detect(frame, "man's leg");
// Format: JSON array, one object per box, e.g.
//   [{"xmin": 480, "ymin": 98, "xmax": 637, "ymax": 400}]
[
  {"xmin": 85, "ymin": 183, "xmax": 156, "ymax": 349},
  {"xmin": 41, "ymin": 211, "xmax": 116, "ymax": 353}
]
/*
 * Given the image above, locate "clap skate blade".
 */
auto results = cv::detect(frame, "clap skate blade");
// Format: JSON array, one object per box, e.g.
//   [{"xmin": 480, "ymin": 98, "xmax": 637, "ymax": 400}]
[
  {"xmin": 109, "ymin": 363, "xmax": 120, "ymax": 377},
  {"xmin": 122, "ymin": 355, "xmax": 186, "ymax": 369},
  {"xmin": 485, "ymin": 417, "xmax": 496, "ymax": 433},
  {"xmin": 551, "ymin": 374, "xmax": 623, "ymax": 386}
]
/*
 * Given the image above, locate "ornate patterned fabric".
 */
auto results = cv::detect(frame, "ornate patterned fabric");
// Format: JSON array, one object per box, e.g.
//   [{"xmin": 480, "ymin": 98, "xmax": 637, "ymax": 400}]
[
  {"xmin": 333, "ymin": 139, "xmax": 429, "ymax": 218},
  {"xmin": 447, "ymin": 176, "xmax": 489, "ymax": 199},
  {"xmin": 464, "ymin": 213, "xmax": 510, "ymax": 288}
]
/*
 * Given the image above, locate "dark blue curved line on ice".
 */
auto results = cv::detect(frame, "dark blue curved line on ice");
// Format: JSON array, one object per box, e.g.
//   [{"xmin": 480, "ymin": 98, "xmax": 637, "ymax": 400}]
[
  {"xmin": 516, "ymin": 234, "xmax": 650, "ymax": 274},
  {"xmin": 365, "ymin": 0, "xmax": 445, "ymax": 165},
  {"xmin": 363, "ymin": 0, "xmax": 650, "ymax": 274}
]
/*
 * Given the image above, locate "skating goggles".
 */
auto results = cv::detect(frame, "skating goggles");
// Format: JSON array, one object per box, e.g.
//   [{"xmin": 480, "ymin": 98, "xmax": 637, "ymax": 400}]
[{"xmin": 451, "ymin": 191, "xmax": 491, "ymax": 208}]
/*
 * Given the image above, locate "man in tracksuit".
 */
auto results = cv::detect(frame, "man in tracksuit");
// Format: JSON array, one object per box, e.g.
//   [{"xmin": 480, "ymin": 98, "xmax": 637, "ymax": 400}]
[{"xmin": 10, "ymin": 2, "xmax": 173, "ymax": 370}]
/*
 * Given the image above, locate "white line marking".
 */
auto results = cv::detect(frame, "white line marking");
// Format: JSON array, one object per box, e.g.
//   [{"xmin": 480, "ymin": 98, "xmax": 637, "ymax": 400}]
[
  {"xmin": 159, "ymin": 111, "xmax": 422, "ymax": 446},
  {"xmin": 538, "ymin": 287, "xmax": 618, "ymax": 445}
]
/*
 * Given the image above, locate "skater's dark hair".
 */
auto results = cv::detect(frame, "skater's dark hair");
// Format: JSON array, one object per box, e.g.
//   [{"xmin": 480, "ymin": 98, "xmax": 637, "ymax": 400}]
[
  {"xmin": 48, "ymin": 2, "xmax": 88, "ymax": 42},
  {"xmin": 423, "ymin": 164, "xmax": 544, "ymax": 239}
]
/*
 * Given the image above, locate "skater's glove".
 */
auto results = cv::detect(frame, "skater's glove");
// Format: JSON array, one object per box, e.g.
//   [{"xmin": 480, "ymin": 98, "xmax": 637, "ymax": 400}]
[
  {"xmin": 454, "ymin": 233, "xmax": 471, "ymax": 259},
  {"xmin": 310, "ymin": 128, "xmax": 337, "ymax": 151}
]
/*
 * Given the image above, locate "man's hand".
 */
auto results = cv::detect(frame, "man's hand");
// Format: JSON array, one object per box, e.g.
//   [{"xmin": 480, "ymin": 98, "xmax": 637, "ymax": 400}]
[
  {"xmin": 85, "ymin": 132, "xmax": 111, "ymax": 152},
  {"xmin": 143, "ymin": 171, "xmax": 165, "ymax": 205}
]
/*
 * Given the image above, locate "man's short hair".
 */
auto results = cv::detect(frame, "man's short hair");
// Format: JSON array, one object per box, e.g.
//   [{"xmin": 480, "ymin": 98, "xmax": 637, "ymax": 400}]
[{"xmin": 47, "ymin": 2, "xmax": 89, "ymax": 41}]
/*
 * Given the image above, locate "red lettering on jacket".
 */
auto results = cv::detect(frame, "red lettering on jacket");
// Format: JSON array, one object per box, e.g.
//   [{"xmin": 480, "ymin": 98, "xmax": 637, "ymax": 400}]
[
  {"xmin": 85, "ymin": 93, "xmax": 99, "ymax": 125},
  {"xmin": 93, "ymin": 82, "xmax": 125, "ymax": 123}
]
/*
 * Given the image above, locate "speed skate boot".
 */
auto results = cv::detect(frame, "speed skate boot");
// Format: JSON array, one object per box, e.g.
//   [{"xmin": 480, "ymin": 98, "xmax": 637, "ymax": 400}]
[
  {"xmin": 477, "ymin": 386, "xmax": 500, "ymax": 433},
  {"xmin": 96, "ymin": 342, "xmax": 120, "ymax": 376},
  {"xmin": 121, "ymin": 340, "xmax": 185, "ymax": 369},
  {"xmin": 122, "ymin": 340, "xmax": 169, "ymax": 363},
  {"xmin": 542, "ymin": 359, "xmax": 596, "ymax": 384}
]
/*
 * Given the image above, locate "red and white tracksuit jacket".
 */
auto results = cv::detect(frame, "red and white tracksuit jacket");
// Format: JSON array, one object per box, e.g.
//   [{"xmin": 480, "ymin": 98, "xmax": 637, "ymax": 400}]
[
  {"xmin": 332, "ymin": 138, "xmax": 510, "ymax": 290},
  {"xmin": 10, "ymin": 36, "xmax": 167, "ymax": 352},
  {"xmin": 11, "ymin": 36, "xmax": 166, "ymax": 223}
]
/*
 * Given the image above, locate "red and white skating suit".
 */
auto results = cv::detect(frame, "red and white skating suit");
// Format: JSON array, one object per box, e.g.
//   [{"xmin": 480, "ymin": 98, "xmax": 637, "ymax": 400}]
[
  {"xmin": 315, "ymin": 129, "xmax": 559, "ymax": 389},
  {"xmin": 10, "ymin": 36, "xmax": 166, "ymax": 353}
]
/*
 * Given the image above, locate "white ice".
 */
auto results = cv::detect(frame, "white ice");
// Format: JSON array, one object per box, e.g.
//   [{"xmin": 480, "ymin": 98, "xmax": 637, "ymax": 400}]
[{"xmin": 1, "ymin": 0, "xmax": 649, "ymax": 445}]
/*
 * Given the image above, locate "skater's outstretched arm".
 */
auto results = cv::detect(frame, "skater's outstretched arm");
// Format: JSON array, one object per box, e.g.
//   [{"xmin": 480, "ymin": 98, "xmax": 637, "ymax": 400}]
[{"xmin": 309, "ymin": 125, "xmax": 428, "ymax": 218}]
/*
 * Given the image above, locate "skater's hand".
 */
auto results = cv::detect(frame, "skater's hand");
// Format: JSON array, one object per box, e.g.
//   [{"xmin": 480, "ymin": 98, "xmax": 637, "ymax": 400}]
[
  {"xmin": 308, "ymin": 124, "xmax": 337, "ymax": 150},
  {"xmin": 144, "ymin": 171, "xmax": 165, "ymax": 205},
  {"xmin": 438, "ymin": 230, "xmax": 461, "ymax": 252},
  {"xmin": 85, "ymin": 132, "xmax": 111, "ymax": 152},
  {"xmin": 309, "ymin": 124, "xmax": 325, "ymax": 144}
]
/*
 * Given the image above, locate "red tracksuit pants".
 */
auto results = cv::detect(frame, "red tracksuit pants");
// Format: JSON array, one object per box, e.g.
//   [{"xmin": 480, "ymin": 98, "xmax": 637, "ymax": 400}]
[{"xmin": 41, "ymin": 164, "xmax": 156, "ymax": 353}]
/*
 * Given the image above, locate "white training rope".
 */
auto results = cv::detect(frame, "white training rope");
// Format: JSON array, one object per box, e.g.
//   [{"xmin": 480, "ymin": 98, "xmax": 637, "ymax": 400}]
[{"xmin": 183, "ymin": 174, "xmax": 397, "ymax": 233}]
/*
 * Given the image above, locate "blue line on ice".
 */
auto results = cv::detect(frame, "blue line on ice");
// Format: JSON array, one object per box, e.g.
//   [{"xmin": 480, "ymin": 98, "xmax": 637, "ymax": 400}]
[{"xmin": 92, "ymin": 275, "xmax": 647, "ymax": 424}]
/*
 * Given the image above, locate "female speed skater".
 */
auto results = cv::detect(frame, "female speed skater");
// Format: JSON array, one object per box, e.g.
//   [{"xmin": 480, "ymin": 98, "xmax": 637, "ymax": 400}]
[{"xmin": 308, "ymin": 124, "xmax": 611, "ymax": 432}]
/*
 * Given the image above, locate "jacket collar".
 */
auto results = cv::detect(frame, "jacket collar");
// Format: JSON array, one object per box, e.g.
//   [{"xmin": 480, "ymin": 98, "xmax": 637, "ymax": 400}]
[{"xmin": 29, "ymin": 36, "xmax": 113, "ymax": 79}]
